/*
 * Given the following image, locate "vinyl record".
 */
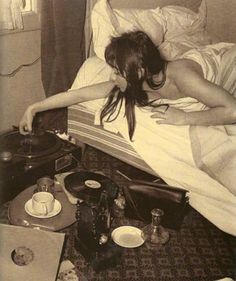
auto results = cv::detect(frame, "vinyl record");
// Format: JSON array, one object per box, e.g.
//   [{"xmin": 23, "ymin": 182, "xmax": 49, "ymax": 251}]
[
  {"xmin": 0, "ymin": 130, "xmax": 61, "ymax": 159},
  {"xmin": 64, "ymin": 171, "xmax": 119, "ymax": 204}
]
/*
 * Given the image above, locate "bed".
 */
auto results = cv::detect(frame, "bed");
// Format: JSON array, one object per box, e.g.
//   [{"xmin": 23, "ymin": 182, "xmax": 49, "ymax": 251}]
[{"xmin": 68, "ymin": 0, "xmax": 236, "ymax": 235}]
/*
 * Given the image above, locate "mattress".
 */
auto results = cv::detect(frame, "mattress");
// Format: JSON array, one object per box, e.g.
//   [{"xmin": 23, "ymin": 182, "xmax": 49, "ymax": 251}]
[{"xmin": 68, "ymin": 104, "xmax": 156, "ymax": 175}]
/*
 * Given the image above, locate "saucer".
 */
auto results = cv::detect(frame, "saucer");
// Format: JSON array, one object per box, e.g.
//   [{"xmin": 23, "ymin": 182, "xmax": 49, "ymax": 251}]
[
  {"xmin": 24, "ymin": 199, "xmax": 62, "ymax": 218},
  {"xmin": 111, "ymin": 226, "xmax": 144, "ymax": 248}
]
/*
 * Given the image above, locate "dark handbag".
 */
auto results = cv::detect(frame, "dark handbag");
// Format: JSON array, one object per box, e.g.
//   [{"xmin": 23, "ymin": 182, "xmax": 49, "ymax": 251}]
[{"xmin": 123, "ymin": 180, "xmax": 189, "ymax": 230}]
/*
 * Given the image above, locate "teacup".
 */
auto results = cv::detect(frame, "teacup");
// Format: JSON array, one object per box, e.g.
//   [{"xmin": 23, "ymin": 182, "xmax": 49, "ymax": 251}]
[{"xmin": 31, "ymin": 191, "xmax": 55, "ymax": 216}]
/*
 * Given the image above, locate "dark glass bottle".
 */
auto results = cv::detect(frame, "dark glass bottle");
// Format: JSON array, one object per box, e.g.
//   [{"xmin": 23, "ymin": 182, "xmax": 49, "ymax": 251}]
[{"xmin": 96, "ymin": 190, "xmax": 111, "ymax": 245}]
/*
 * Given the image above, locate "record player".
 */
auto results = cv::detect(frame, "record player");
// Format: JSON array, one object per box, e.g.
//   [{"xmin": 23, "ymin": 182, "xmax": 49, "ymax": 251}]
[
  {"xmin": 63, "ymin": 171, "xmax": 121, "ymax": 271},
  {"xmin": 0, "ymin": 129, "xmax": 81, "ymax": 204}
]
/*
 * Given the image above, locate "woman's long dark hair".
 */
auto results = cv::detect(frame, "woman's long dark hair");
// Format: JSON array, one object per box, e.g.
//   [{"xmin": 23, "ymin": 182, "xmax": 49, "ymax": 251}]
[{"xmin": 100, "ymin": 31, "xmax": 167, "ymax": 140}]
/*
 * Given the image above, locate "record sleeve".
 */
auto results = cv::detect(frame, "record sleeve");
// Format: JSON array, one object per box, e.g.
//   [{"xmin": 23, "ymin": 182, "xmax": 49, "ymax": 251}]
[{"xmin": 0, "ymin": 224, "xmax": 65, "ymax": 281}]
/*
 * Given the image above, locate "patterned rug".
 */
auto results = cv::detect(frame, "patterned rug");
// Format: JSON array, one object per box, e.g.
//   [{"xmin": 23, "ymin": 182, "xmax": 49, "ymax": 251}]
[{"xmin": 1, "ymin": 145, "xmax": 235, "ymax": 281}]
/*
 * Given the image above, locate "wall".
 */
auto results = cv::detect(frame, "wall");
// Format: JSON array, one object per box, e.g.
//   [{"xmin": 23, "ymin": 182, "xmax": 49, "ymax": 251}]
[
  {"xmin": 206, "ymin": 0, "xmax": 236, "ymax": 43},
  {"xmin": 0, "ymin": 22, "xmax": 45, "ymax": 133}
]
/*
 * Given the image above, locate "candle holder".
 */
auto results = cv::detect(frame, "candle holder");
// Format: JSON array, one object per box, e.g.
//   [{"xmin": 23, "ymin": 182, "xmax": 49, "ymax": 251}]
[{"xmin": 142, "ymin": 208, "xmax": 169, "ymax": 250}]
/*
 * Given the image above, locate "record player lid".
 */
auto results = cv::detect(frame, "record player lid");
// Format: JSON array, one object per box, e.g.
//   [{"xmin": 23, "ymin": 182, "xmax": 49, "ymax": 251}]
[{"xmin": 0, "ymin": 130, "xmax": 62, "ymax": 159}]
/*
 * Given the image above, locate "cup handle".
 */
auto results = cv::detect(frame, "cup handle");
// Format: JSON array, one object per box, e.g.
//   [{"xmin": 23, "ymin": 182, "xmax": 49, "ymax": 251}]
[{"xmin": 42, "ymin": 203, "xmax": 48, "ymax": 216}]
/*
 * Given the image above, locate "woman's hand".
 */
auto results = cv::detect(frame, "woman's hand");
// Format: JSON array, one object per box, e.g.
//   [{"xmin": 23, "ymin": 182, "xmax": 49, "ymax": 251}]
[
  {"xmin": 19, "ymin": 105, "xmax": 36, "ymax": 135},
  {"xmin": 110, "ymin": 71, "xmax": 128, "ymax": 92},
  {"xmin": 150, "ymin": 106, "xmax": 187, "ymax": 125}
]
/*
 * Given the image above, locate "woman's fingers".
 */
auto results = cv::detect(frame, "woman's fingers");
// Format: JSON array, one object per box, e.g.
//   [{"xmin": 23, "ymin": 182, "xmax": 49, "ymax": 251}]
[
  {"xmin": 151, "ymin": 107, "xmax": 187, "ymax": 125},
  {"xmin": 111, "ymin": 72, "xmax": 128, "ymax": 92},
  {"xmin": 19, "ymin": 109, "xmax": 33, "ymax": 135},
  {"xmin": 150, "ymin": 105, "xmax": 169, "ymax": 124},
  {"xmin": 155, "ymin": 119, "xmax": 168, "ymax": 124},
  {"xmin": 118, "ymin": 77, "xmax": 128, "ymax": 92},
  {"xmin": 19, "ymin": 121, "xmax": 30, "ymax": 135},
  {"xmin": 151, "ymin": 114, "xmax": 168, "ymax": 125},
  {"xmin": 150, "ymin": 112, "xmax": 166, "ymax": 119},
  {"xmin": 19, "ymin": 123, "xmax": 27, "ymax": 135}
]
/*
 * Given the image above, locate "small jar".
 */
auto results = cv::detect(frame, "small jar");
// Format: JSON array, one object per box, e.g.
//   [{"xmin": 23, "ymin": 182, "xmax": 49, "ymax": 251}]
[{"xmin": 113, "ymin": 191, "xmax": 126, "ymax": 218}]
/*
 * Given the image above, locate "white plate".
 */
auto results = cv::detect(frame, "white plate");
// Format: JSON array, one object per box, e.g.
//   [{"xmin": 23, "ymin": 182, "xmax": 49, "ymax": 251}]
[
  {"xmin": 24, "ymin": 199, "xmax": 62, "ymax": 218},
  {"xmin": 111, "ymin": 226, "xmax": 144, "ymax": 248}
]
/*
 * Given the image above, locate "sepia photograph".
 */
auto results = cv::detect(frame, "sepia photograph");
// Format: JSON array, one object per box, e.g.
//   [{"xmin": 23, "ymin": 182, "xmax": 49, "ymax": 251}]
[{"xmin": 0, "ymin": 0, "xmax": 235, "ymax": 280}]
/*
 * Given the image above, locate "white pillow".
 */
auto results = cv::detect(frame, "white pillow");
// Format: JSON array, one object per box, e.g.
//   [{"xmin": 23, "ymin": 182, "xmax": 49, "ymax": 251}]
[
  {"xmin": 69, "ymin": 56, "xmax": 112, "ymax": 112},
  {"xmin": 91, "ymin": 0, "xmax": 212, "ymax": 61},
  {"xmin": 91, "ymin": 0, "xmax": 166, "ymax": 60},
  {"xmin": 70, "ymin": 56, "xmax": 112, "ymax": 90},
  {"xmin": 159, "ymin": 0, "xmax": 212, "ymax": 60}
]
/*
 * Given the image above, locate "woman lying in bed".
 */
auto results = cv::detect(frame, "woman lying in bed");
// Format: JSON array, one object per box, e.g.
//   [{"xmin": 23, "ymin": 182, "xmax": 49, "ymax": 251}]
[{"xmin": 19, "ymin": 30, "xmax": 236, "ymax": 140}]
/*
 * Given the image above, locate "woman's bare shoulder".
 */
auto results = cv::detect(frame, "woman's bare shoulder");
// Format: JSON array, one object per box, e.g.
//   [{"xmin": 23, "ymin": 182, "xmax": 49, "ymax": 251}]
[{"xmin": 168, "ymin": 59, "xmax": 203, "ymax": 77}]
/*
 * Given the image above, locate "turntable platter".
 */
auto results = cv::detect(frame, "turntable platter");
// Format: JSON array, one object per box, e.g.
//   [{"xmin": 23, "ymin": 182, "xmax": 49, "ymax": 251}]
[
  {"xmin": 0, "ymin": 130, "xmax": 62, "ymax": 159},
  {"xmin": 64, "ymin": 171, "xmax": 119, "ymax": 204}
]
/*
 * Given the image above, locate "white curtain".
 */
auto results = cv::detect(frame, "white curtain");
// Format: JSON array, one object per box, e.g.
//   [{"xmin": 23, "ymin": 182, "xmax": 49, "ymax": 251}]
[
  {"xmin": 0, "ymin": 0, "xmax": 24, "ymax": 30},
  {"xmin": 84, "ymin": 0, "xmax": 97, "ymax": 58}
]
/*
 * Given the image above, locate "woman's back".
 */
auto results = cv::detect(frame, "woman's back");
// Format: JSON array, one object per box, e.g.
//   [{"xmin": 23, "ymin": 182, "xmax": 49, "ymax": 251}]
[{"xmin": 143, "ymin": 59, "xmax": 203, "ymax": 101}]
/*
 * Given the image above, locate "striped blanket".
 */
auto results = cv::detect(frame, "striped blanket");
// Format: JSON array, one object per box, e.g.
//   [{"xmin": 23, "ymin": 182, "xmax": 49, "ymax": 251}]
[{"xmin": 68, "ymin": 105, "xmax": 154, "ymax": 174}]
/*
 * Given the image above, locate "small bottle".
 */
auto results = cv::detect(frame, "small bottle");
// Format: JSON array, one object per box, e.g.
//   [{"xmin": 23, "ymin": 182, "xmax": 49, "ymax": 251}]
[
  {"xmin": 96, "ymin": 190, "xmax": 111, "ymax": 245},
  {"xmin": 142, "ymin": 208, "xmax": 169, "ymax": 250},
  {"xmin": 113, "ymin": 190, "xmax": 126, "ymax": 218}
]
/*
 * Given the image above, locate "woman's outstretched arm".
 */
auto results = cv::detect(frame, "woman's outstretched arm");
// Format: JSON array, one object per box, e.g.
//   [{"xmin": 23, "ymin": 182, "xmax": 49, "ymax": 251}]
[
  {"xmin": 19, "ymin": 80, "xmax": 116, "ymax": 134},
  {"xmin": 151, "ymin": 60, "xmax": 236, "ymax": 126}
]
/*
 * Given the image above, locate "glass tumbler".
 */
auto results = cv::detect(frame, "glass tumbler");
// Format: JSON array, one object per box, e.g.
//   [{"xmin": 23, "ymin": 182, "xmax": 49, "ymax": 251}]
[{"xmin": 34, "ymin": 176, "xmax": 55, "ymax": 196}]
